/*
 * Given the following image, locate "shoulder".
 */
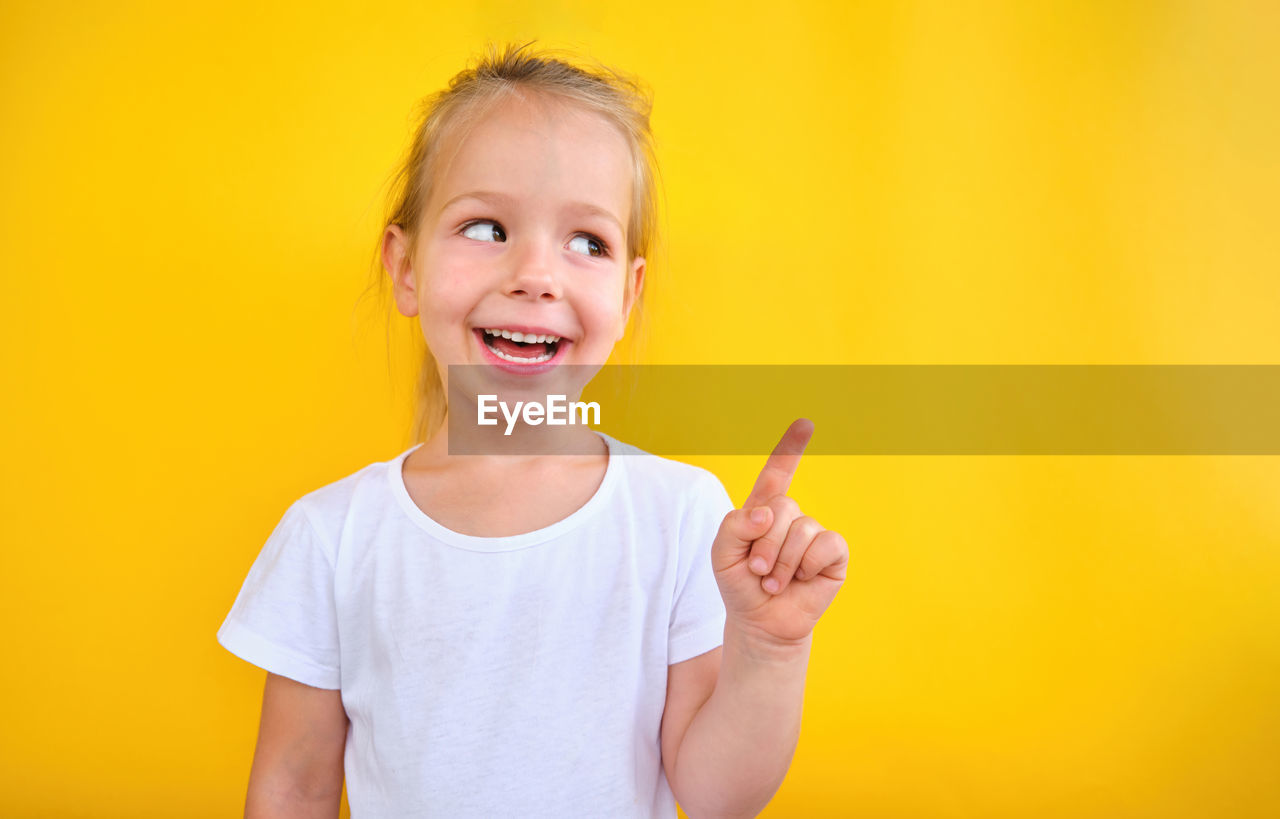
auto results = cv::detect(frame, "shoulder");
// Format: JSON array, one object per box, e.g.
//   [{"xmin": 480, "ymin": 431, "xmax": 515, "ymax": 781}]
[
  {"xmin": 602, "ymin": 433, "xmax": 734, "ymax": 516},
  {"xmin": 284, "ymin": 447, "xmax": 409, "ymax": 553}
]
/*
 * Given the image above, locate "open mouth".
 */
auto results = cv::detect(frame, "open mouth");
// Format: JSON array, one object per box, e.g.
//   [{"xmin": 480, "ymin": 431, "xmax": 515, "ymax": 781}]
[{"xmin": 478, "ymin": 327, "xmax": 564, "ymax": 364}]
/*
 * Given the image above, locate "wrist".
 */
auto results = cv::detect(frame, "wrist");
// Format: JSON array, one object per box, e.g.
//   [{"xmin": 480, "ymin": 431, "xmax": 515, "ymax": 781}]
[{"xmin": 723, "ymin": 619, "xmax": 813, "ymax": 663}]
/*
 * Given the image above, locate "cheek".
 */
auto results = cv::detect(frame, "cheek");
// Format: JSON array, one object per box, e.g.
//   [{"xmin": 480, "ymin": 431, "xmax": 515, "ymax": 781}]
[
  {"xmin": 417, "ymin": 242, "xmax": 475, "ymax": 292},
  {"xmin": 605, "ymin": 272, "xmax": 631, "ymax": 315},
  {"xmin": 583, "ymin": 288, "xmax": 628, "ymax": 335},
  {"xmin": 416, "ymin": 289, "xmax": 473, "ymax": 354},
  {"xmin": 418, "ymin": 260, "xmax": 477, "ymax": 315}
]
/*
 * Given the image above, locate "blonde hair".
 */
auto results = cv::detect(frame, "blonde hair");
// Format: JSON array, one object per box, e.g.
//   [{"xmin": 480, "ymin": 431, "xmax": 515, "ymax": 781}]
[{"xmin": 363, "ymin": 42, "xmax": 661, "ymax": 445}]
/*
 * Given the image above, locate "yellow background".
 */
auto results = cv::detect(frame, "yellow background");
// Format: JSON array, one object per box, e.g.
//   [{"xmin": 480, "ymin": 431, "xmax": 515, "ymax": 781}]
[{"xmin": 3, "ymin": 1, "xmax": 1278, "ymax": 816}]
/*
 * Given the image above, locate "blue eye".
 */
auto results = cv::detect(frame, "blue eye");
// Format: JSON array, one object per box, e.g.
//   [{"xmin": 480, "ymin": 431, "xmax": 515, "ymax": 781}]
[
  {"xmin": 568, "ymin": 234, "xmax": 607, "ymax": 257},
  {"xmin": 462, "ymin": 221, "xmax": 506, "ymax": 242}
]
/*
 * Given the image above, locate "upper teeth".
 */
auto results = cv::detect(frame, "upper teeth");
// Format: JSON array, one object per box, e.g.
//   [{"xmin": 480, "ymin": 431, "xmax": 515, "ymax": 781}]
[{"xmin": 483, "ymin": 328, "xmax": 561, "ymax": 343}]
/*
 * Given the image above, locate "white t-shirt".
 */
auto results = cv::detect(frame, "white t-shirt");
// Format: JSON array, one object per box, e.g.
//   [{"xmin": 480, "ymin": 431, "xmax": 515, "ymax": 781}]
[{"xmin": 217, "ymin": 432, "xmax": 734, "ymax": 817}]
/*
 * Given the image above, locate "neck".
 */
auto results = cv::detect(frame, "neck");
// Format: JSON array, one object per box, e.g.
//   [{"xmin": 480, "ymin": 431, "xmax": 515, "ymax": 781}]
[{"xmin": 418, "ymin": 409, "xmax": 606, "ymax": 466}]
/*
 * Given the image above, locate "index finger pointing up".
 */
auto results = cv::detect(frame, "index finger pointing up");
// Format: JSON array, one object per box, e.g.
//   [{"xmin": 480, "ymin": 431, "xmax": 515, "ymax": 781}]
[{"xmin": 744, "ymin": 418, "xmax": 815, "ymax": 507}]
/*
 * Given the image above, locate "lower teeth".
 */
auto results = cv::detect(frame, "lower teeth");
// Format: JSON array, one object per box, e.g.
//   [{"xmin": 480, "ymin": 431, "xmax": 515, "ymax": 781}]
[
  {"xmin": 492, "ymin": 348, "xmax": 553, "ymax": 363},
  {"xmin": 485, "ymin": 337, "xmax": 556, "ymax": 363}
]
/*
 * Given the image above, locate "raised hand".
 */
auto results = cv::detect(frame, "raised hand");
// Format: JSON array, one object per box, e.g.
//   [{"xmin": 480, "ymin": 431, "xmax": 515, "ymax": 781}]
[{"xmin": 710, "ymin": 419, "xmax": 849, "ymax": 645}]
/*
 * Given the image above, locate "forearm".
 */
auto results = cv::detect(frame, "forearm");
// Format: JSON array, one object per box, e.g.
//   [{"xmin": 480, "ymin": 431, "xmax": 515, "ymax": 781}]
[
  {"xmin": 671, "ymin": 623, "xmax": 812, "ymax": 819},
  {"xmin": 246, "ymin": 779, "xmax": 342, "ymax": 819}
]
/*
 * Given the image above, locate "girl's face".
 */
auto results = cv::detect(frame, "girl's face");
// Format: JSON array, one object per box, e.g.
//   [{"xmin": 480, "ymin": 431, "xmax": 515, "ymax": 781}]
[{"xmin": 385, "ymin": 92, "xmax": 644, "ymax": 391}]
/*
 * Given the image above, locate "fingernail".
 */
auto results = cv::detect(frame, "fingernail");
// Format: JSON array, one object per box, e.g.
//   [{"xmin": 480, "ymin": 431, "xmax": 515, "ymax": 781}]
[
  {"xmin": 750, "ymin": 557, "xmax": 768, "ymax": 574},
  {"xmin": 795, "ymin": 568, "xmax": 807, "ymax": 580},
  {"xmin": 750, "ymin": 507, "xmax": 769, "ymax": 525},
  {"xmin": 763, "ymin": 577, "xmax": 780, "ymax": 593}
]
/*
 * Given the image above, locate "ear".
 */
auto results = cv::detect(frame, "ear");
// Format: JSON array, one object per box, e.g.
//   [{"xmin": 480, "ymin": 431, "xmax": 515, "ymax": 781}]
[
  {"xmin": 618, "ymin": 255, "xmax": 645, "ymax": 341},
  {"xmin": 382, "ymin": 224, "xmax": 419, "ymax": 318}
]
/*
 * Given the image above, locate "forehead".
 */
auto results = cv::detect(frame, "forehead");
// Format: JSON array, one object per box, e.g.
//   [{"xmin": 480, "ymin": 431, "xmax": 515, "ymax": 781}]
[{"xmin": 428, "ymin": 92, "xmax": 634, "ymax": 225}]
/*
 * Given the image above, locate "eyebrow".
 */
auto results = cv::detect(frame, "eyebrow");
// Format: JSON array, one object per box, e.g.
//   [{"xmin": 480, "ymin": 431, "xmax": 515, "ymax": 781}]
[{"xmin": 440, "ymin": 190, "xmax": 625, "ymax": 236}]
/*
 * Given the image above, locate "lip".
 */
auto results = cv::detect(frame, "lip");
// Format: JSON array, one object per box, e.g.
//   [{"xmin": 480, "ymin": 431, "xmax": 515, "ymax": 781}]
[{"xmin": 472, "ymin": 327, "xmax": 571, "ymax": 375}]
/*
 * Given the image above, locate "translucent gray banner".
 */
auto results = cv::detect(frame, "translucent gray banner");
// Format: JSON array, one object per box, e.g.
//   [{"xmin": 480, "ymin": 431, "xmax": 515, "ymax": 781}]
[{"xmin": 445, "ymin": 365, "xmax": 1280, "ymax": 455}]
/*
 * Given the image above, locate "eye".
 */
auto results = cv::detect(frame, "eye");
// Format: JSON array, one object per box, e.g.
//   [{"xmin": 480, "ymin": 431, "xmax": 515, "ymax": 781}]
[
  {"xmin": 567, "ymin": 234, "xmax": 608, "ymax": 258},
  {"xmin": 462, "ymin": 221, "xmax": 506, "ymax": 242}
]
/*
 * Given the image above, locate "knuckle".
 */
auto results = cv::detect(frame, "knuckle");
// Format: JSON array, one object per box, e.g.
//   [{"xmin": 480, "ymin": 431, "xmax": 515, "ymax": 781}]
[
  {"xmin": 794, "ymin": 515, "xmax": 823, "ymax": 538},
  {"xmin": 769, "ymin": 495, "xmax": 801, "ymax": 519},
  {"xmin": 820, "ymin": 529, "xmax": 848, "ymax": 551},
  {"xmin": 816, "ymin": 530, "xmax": 850, "ymax": 562}
]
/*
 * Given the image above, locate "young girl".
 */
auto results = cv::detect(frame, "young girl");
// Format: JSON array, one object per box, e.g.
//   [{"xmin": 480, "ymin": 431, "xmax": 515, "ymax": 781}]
[{"xmin": 218, "ymin": 43, "xmax": 847, "ymax": 818}]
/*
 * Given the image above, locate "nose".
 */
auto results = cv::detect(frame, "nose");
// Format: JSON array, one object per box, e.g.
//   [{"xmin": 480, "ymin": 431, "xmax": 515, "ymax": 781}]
[{"xmin": 504, "ymin": 236, "xmax": 562, "ymax": 302}]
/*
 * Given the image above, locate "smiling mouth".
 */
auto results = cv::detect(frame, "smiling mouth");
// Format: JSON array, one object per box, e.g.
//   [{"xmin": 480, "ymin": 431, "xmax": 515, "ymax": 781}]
[{"xmin": 479, "ymin": 327, "xmax": 563, "ymax": 364}]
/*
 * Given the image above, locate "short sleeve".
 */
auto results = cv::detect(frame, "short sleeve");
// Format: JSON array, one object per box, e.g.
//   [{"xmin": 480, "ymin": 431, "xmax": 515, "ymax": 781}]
[
  {"xmin": 216, "ymin": 501, "xmax": 341, "ymax": 689},
  {"xmin": 668, "ymin": 472, "xmax": 735, "ymax": 664}
]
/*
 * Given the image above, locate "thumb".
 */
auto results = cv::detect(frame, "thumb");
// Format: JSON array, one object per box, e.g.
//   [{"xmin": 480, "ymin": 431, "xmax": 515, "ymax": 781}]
[{"xmin": 712, "ymin": 505, "xmax": 775, "ymax": 562}]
